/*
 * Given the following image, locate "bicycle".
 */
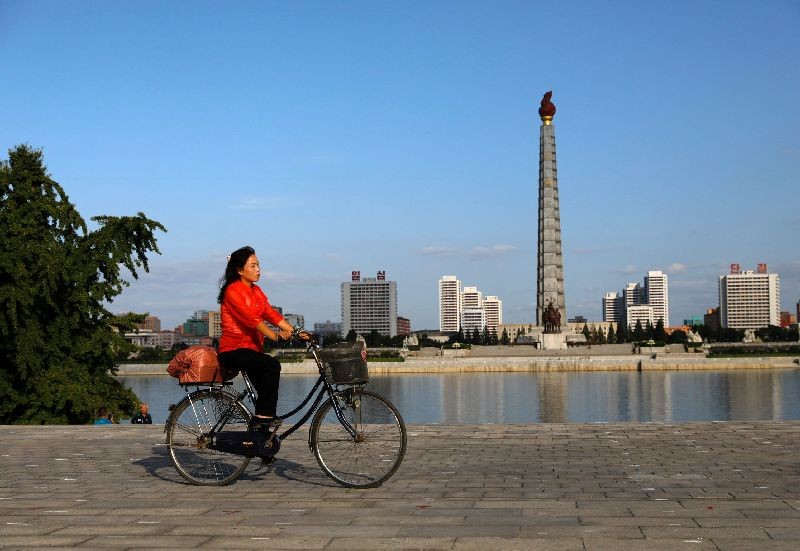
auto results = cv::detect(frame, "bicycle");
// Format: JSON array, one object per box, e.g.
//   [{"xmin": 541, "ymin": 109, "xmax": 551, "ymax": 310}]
[{"xmin": 164, "ymin": 332, "xmax": 407, "ymax": 488}]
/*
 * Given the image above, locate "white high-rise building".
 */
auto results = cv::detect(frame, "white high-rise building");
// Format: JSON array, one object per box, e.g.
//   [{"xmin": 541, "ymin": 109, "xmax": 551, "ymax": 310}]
[
  {"xmin": 483, "ymin": 295, "xmax": 503, "ymax": 336},
  {"xmin": 439, "ymin": 276, "xmax": 462, "ymax": 332},
  {"xmin": 602, "ymin": 291, "xmax": 623, "ymax": 323},
  {"xmin": 341, "ymin": 271, "xmax": 398, "ymax": 337},
  {"xmin": 719, "ymin": 266, "xmax": 780, "ymax": 329},
  {"xmin": 461, "ymin": 307, "xmax": 486, "ymax": 336},
  {"xmin": 462, "ymin": 286, "xmax": 483, "ymax": 309},
  {"xmin": 622, "ymin": 282, "xmax": 645, "ymax": 322},
  {"xmin": 626, "ymin": 304, "xmax": 654, "ymax": 329},
  {"xmin": 644, "ymin": 270, "xmax": 669, "ymax": 326}
]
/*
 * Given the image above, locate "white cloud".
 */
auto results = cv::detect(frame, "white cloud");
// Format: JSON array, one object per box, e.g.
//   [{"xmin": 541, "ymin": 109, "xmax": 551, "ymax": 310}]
[
  {"xmin": 417, "ymin": 244, "xmax": 518, "ymax": 259},
  {"xmin": 466, "ymin": 244, "xmax": 518, "ymax": 259},
  {"xmin": 668, "ymin": 263, "xmax": 687, "ymax": 273},
  {"xmin": 417, "ymin": 246, "xmax": 460, "ymax": 256},
  {"xmin": 324, "ymin": 252, "xmax": 343, "ymax": 263},
  {"xmin": 618, "ymin": 264, "xmax": 638, "ymax": 275}
]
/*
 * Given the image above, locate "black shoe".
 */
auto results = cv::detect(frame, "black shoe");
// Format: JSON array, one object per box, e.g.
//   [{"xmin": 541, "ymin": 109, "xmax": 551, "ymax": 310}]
[{"xmin": 249, "ymin": 417, "xmax": 282, "ymax": 433}]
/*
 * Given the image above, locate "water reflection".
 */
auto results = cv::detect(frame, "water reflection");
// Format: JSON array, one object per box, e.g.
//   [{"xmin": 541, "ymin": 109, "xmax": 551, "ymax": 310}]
[{"xmin": 118, "ymin": 368, "xmax": 800, "ymax": 425}]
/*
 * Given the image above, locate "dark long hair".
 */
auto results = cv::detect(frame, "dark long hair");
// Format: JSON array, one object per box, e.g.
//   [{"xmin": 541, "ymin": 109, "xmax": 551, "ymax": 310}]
[{"xmin": 217, "ymin": 246, "xmax": 255, "ymax": 304}]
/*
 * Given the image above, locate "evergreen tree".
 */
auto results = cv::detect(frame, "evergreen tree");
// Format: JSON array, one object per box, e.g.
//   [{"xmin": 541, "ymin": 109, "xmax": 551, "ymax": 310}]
[
  {"xmin": 632, "ymin": 320, "xmax": 645, "ymax": 342},
  {"xmin": 345, "ymin": 329, "xmax": 358, "ymax": 342},
  {"xmin": 607, "ymin": 324, "xmax": 616, "ymax": 344},
  {"xmin": 590, "ymin": 326, "xmax": 599, "ymax": 344},
  {"xmin": 654, "ymin": 319, "xmax": 667, "ymax": 343},
  {"xmin": 617, "ymin": 322, "xmax": 628, "ymax": 343},
  {"xmin": 582, "ymin": 323, "xmax": 590, "ymax": 341},
  {"xmin": 500, "ymin": 328, "xmax": 510, "ymax": 345},
  {"xmin": 597, "ymin": 326, "xmax": 606, "ymax": 344},
  {"xmin": 668, "ymin": 329, "xmax": 688, "ymax": 344},
  {"xmin": 0, "ymin": 145, "xmax": 165, "ymax": 423},
  {"xmin": 645, "ymin": 320, "xmax": 655, "ymax": 341}
]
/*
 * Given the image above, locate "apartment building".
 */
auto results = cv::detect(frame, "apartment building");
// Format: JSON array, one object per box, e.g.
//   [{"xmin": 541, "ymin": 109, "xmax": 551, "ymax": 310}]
[
  {"xmin": 719, "ymin": 264, "xmax": 780, "ymax": 329},
  {"xmin": 438, "ymin": 275, "xmax": 462, "ymax": 332},
  {"xmin": 342, "ymin": 270, "xmax": 398, "ymax": 337}
]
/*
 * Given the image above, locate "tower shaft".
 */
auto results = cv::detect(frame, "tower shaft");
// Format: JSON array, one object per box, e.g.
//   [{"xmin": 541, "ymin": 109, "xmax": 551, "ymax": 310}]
[{"xmin": 536, "ymin": 122, "xmax": 566, "ymax": 326}]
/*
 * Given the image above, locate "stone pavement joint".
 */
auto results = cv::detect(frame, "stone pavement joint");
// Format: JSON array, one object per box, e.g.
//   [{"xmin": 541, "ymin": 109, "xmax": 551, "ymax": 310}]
[{"xmin": 1, "ymin": 422, "xmax": 799, "ymax": 550}]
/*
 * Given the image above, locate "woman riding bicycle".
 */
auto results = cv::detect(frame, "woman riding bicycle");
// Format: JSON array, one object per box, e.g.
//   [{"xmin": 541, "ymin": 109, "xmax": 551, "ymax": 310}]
[{"xmin": 217, "ymin": 246, "xmax": 303, "ymax": 431}]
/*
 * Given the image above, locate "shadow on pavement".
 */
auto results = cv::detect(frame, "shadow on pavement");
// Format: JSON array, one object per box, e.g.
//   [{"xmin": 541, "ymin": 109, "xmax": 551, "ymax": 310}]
[{"xmin": 134, "ymin": 444, "xmax": 336, "ymax": 487}]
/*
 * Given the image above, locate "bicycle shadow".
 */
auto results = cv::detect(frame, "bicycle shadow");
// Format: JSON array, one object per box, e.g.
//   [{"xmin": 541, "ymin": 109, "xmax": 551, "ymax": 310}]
[
  {"xmin": 135, "ymin": 444, "xmax": 337, "ymax": 487},
  {"xmin": 253, "ymin": 457, "xmax": 338, "ymax": 487}
]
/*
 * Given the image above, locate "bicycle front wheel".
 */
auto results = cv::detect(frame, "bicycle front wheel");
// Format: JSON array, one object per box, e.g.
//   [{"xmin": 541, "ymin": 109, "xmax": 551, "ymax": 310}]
[
  {"xmin": 310, "ymin": 389, "xmax": 406, "ymax": 488},
  {"xmin": 166, "ymin": 389, "xmax": 252, "ymax": 486}
]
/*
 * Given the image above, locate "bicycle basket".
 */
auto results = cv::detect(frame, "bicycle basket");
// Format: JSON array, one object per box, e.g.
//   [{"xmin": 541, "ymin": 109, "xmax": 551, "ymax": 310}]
[{"xmin": 318, "ymin": 342, "xmax": 368, "ymax": 384}]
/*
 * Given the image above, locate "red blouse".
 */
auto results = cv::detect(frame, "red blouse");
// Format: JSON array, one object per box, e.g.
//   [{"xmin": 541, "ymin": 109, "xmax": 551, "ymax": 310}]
[{"xmin": 219, "ymin": 280, "xmax": 285, "ymax": 353}]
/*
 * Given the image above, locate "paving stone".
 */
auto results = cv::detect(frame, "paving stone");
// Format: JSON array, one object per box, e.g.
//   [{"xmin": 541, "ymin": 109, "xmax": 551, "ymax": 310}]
[
  {"xmin": 711, "ymin": 539, "xmax": 800, "ymax": 551},
  {"xmin": 326, "ymin": 536, "xmax": 455, "ymax": 550},
  {"xmin": 452, "ymin": 537, "xmax": 584, "ymax": 550},
  {"xmin": 583, "ymin": 538, "xmax": 718, "ymax": 550},
  {"xmin": 2, "ymin": 422, "xmax": 799, "ymax": 550}
]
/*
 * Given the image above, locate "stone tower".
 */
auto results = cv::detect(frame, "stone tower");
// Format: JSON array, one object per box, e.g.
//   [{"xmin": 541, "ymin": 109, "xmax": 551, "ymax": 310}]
[{"xmin": 536, "ymin": 91, "xmax": 566, "ymax": 329}]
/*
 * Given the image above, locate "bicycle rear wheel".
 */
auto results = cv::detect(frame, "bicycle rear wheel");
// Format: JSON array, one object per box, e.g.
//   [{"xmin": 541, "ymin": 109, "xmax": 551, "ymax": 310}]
[
  {"xmin": 310, "ymin": 389, "xmax": 406, "ymax": 488},
  {"xmin": 166, "ymin": 389, "xmax": 252, "ymax": 486}
]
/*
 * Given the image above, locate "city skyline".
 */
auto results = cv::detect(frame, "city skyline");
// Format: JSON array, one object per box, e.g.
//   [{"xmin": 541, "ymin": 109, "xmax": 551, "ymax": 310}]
[{"xmin": 1, "ymin": 2, "xmax": 798, "ymax": 330}]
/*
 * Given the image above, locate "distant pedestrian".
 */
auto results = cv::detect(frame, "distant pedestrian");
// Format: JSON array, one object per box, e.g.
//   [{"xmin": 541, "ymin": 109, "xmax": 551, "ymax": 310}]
[
  {"xmin": 131, "ymin": 403, "xmax": 152, "ymax": 424},
  {"xmin": 94, "ymin": 407, "xmax": 112, "ymax": 425}
]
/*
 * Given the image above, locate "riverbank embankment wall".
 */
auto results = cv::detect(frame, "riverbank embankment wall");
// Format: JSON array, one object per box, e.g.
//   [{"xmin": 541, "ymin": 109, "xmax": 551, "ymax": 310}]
[{"xmin": 117, "ymin": 355, "xmax": 799, "ymax": 376}]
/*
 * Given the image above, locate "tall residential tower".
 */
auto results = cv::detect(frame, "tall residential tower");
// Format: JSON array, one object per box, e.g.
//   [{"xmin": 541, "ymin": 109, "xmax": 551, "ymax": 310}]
[{"xmin": 438, "ymin": 275, "xmax": 462, "ymax": 332}]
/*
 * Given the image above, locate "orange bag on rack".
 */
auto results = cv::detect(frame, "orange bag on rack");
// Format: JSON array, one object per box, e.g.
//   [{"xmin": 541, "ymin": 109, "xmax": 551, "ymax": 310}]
[{"xmin": 166, "ymin": 346, "xmax": 235, "ymax": 384}]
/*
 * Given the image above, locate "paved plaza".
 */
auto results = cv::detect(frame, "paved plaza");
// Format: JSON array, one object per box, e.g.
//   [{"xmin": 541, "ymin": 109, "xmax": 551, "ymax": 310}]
[{"xmin": 1, "ymin": 421, "xmax": 799, "ymax": 550}]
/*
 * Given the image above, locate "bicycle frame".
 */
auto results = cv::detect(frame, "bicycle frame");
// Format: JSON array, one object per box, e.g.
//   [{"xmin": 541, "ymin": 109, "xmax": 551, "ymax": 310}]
[
  {"xmin": 177, "ymin": 341, "xmax": 361, "ymax": 445},
  {"xmin": 261, "ymin": 343, "xmax": 361, "ymax": 442}
]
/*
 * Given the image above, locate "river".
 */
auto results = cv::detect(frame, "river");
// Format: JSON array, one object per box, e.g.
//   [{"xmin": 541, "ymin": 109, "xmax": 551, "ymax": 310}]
[{"xmin": 117, "ymin": 368, "xmax": 800, "ymax": 425}]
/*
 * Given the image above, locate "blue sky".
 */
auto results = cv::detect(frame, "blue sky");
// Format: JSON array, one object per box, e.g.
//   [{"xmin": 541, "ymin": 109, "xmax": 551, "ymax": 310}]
[{"xmin": 2, "ymin": 0, "xmax": 798, "ymax": 330}]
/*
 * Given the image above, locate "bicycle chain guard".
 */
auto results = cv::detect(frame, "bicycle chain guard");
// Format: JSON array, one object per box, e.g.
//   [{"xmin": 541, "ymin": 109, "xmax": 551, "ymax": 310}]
[{"xmin": 208, "ymin": 429, "xmax": 280, "ymax": 459}]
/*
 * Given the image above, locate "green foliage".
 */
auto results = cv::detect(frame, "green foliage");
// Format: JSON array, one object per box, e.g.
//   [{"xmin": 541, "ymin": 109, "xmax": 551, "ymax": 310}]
[
  {"xmin": 0, "ymin": 145, "xmax": 165, "ymax": 423},
  {"xmin": 345, "ymin": 329, "xmax": 357, "ymax": 342},
  {"xmin": 645, "ymin": 320, "xmax": 655, "ymax": 341},
  {"xmin": 500, "ymin": 328, "xmax": 510, "ymax": 345},
  {"xmin": 654, "ymin": 319, "xmax": 667, "ymax": 343},
  {"xmin": 756, "ymin": 325, "xmax": 799, "ymax": 342},
  {"xmin": 668, "ymin": 330, "xmax": 688, "ymax": 344},
  {"xmin": 707, "ymin": 344, "xmax": 800, "ymax": 357},
  {"xmin": 607, "ymin": 324, "xmax": 616, "ymax": 344},
  {"xmin": 631, "ymin": 320, "xmax": 646, "ymax": 342},
  {"xmin": 417, "ymin": 333, "xmax": 443, "ymax": 347},
  {"xmin": 616, "ymin": 322, "xmax": 627, "ymax": 343}
]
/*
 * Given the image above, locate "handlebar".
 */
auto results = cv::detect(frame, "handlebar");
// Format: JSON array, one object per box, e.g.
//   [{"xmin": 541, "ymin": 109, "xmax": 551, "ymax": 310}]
[{"xmin": 286, "ymin": 328, "xmax": 321, "ymax": 347}]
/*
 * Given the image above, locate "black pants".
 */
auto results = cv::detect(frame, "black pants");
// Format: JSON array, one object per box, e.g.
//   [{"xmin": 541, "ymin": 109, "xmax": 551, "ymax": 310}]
[{"xmin": 218, "ymin": 349, "xmax": 281, "ymax": 417}]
